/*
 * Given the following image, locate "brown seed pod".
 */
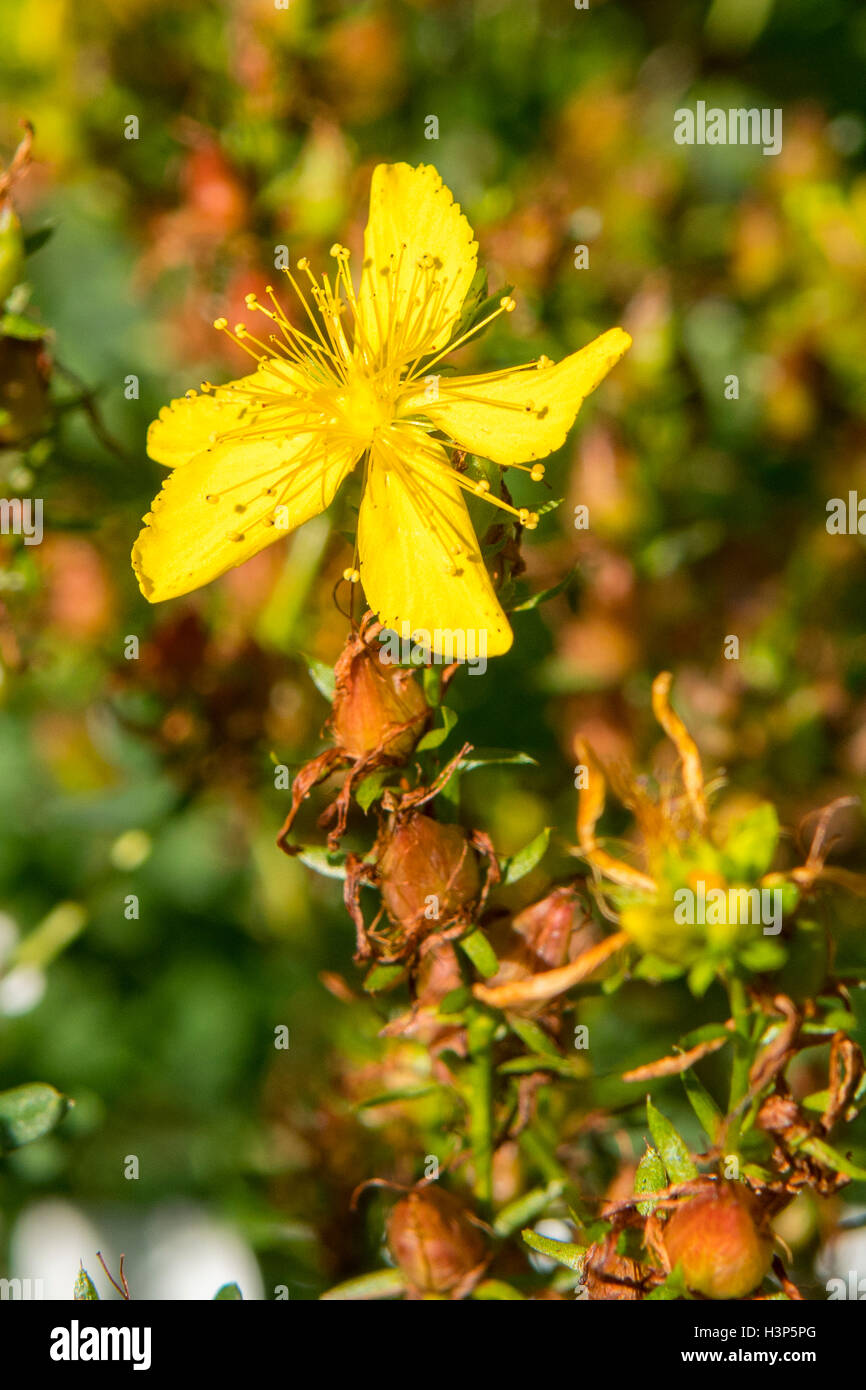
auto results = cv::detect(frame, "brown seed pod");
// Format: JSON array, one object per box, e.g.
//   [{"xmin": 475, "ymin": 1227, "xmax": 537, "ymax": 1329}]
[
  {"xmin": 277, "ymin": 613, "xmax": 429, "ymax": 852},
  {"xmin": 379, "ymin": 814, "xmax": 482, "ymax": 933},
  {"xmin": 663, "ymin": 1184, "xmax": 774, "ymax": 1299},
  {"xmin": 386, "ymin": 1186, "xmax": 488, "ymax": 1299}
]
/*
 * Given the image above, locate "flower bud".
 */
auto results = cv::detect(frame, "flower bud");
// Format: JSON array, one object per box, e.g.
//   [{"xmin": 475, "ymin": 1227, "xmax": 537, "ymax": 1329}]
[
  {"xmin": 387, "ymin": 1187, "xmax": 486, "ymax": 1297},
  {"xmin": 379, "ymin": 815, "xmax": 481, "ymax": 932},
  {"xmin": 331, "ymin": 633, "xmax": 427, "ymax": 762},
  {"xmin": 663, "ymin": 1185, "xmax": 773, "ymax": 1299}
]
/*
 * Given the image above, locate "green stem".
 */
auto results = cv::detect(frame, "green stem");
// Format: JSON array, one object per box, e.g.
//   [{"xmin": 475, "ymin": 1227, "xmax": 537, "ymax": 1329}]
[
  {"xmin": 466, "ymin": 1009, "xmax": 496, "ymax": 1210},
  {"xmin": 725, "ymin": 973, "xmax": 753, "ymax": 1156}
]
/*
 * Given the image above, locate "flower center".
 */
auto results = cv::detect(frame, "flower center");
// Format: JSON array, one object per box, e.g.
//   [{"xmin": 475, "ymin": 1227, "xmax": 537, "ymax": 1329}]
[{"xmin": 335, "ymin": 375, "xmax": 394, "ymax": 443}]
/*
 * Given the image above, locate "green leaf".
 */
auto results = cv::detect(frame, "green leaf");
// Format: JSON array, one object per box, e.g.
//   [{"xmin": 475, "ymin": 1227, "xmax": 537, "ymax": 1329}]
[
  {"xmin": 295, "ymin": 846, "xmax": 348, "ymax": 880},
  {"xmin": 687, "ymin": 958, "xmax": 718, "ymax": 997},
  {"xmin": 356, "ymin": 1086, "xmax": 441, "ymax": 1109},
  {"xmin": 320, "ymin": 1268, "xmax": 408, "ymax": 1301},
  {"xmin": 422, "ymin": 664, "xmax": 442, "ymax": 708},
  {"xmin": 682, "ymin": 1069, "xmax": 723, "ymax": 1144},
  {"xmin": 74, "ymin": 1265, "xmax": 99, "ymax": 1301},
  {"xmin": 796, "ymin": 1136, "xmax": 866, "ymax": 1181},
  {"xmin": 363, "ymin": 961, "xmax": 407, "ymax": 993},
  {"xmin": 304, "ymin": 656, "xmax": 335, "ymax": 702},
  {"xmin": 471, "ymin": 1279, "xmax": 526, "ymax": 1300},
  {"xmin": 737, "ymin": 939, "xmax": 787, "ymax": 973},
  {"xmin": 646, "ymin": 1098, "xmax": 698, "ymax": 1184},
  {"xmin": 0, "ymin": 311, "xmax": 45, "ymax": 341},
  {"xmin": 457, "ymin": 748, "xmax": 537, "ymax": 773},
  {"xmin": 720, "ymin": 803, "xmax": 780, "ymax": 880},
  {"xmin": 0, "ymin": 1083, "xmax": 69, "ymax": 1152},
  {"xmin": 510, "ymin": 567, "xmax": 579, "ymax": 613},
  {"xmin": 507, "ymin": 1015, "xmax": 562, "ymax": 1061},
  {"xmin": 438, "ymin": 985, "xmax": 472, "ymax": 1014},
  {"xmin": 635, "ymin": 1146, "xmax": 668, "ymax": 1214},
  {"xmin": 501, "ymin": 827, "xmax": 551, "ymax": 885},
  {"xmin": 521, "ymin": 1228, "xmax": 586, "ymax": 1271},
  {"xmin": 23, "ymin": 222, "xmax": 57, "ymax": 256},
  {"xmin": 214, "ymin": 1283, "xmax": 243, "ymax": 1300},
  {"xmin": 459, "ymin": 929, "xmax": 499, "ymax": 978},
  {"xmin": 646, "ymin": 1264, "xmax": 691, "ymax": 1300},
  {"xmin": 416, "ymin": 706, "xmax": 457, "ymax": 751},
  {"xmin": 493, "ymin": 1180, "xmax": 566, "ymax": 1237},
  {"xmin": 356, "ymin": 770, "xmax": 390, "ymax": 812}
]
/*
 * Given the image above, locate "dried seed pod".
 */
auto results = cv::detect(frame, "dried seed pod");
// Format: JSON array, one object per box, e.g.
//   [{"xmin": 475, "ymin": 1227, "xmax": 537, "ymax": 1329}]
[
  {"xmin": 386, "ymin": 1186, "xmax": 487, "ymax": 1298},
  {"xmin": 663, "ymin": 1185, "xmax": 774, "ymax": 1299},
  {"xmin": 331, "ymin": 627, "xmax": 428, "ymax": 762},
  {"xmin": 379, "ymin": 814, "xmax": 482, "ymax": 934}
]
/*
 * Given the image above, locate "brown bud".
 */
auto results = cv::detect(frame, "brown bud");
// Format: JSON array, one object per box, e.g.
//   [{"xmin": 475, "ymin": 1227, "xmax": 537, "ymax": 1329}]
[
  {"xmin": 387, "ymin": 1187, "xmax": 486, "ymax": 1297},
  {"xmin": 331, "ymin": 633, "xmax": 427, "ymax": 762},
  {"xmin": 663, "ymin": 1185, "xmax": 773, "ymax": 1300},
  {"xmin": 379, "ymin": 814, "xmax": 481, "ymax": 932}
]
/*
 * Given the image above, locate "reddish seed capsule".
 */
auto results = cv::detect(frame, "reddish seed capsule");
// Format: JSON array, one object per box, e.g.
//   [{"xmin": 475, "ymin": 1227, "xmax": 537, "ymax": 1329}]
[
  {"xmin": 387, "ymin": 1187, "xmax": 487, "ymax": 1297},
  {"xmin": 379, "ymin": 815, "xmax": 482, "ymax": 932},
  {"xmin": 663, "ymin": 1185, "xmax": 774, "ymax": 1300},
  {"xmin": 331, "ymin": 638, "xmax": 427, "ymax": 762}
]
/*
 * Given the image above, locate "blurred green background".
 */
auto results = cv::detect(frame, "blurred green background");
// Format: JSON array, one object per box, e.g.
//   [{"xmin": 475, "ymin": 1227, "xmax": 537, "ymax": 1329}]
[{"xmin": 1, "ymin": 0, "xmax": 866, "ymax": 1298}]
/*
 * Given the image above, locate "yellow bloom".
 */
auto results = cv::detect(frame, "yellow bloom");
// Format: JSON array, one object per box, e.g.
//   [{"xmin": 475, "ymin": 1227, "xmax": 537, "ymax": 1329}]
[{"xmin": 132, "ymin": 163, "xmax": 630, "ymax": 655}]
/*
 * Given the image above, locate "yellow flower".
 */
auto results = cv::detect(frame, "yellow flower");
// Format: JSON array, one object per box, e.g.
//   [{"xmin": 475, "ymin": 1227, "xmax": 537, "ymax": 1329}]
[{"xmin": 132, "ymin": 163, "xmax": 630, "ymax": 655}]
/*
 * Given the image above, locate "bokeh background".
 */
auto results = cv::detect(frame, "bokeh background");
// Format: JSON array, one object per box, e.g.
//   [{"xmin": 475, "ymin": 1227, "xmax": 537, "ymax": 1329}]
[{"xmin": 1, "ymin": 0, "xmax": 866, "ymax": 1298}]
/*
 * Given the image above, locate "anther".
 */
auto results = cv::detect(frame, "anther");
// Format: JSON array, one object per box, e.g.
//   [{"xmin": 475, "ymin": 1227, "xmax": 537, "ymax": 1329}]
[
  {"xmin": 474, "ymin": 479, "xmax": 490, "ymax": 494},
  {"xmin": 343, "ymin": 567, "xmax": 360, "ymax": 583},
  {"xmin": 537, "ymin": 354, "xmax": 552, "ymax": 369},
  {"xmin": 500, "ymin": 296, "xmax": 516, "ymax": 313},
  {"xmin": 213, "ymin": 317, "xmax": 228, "ymax": 330},
  {"xmin": 530, "ymin": 464, "xmax": 545, "ymax": 481}
]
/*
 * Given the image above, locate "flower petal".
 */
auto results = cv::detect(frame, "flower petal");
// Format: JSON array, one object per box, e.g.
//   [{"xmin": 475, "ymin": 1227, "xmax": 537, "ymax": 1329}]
[
  {"xmin": 399, "ymin": 327, "xmax": 631, "ymax": 465},
  {"xmin": 147, "ymin": 361, "xmax": 310, "ymax": 468},
  {"xmin": 357, "ymin": 163, "xmax": 478, "ymax": 367},
  {"xmin": 358, "ymin": 427, "xmax": 512, "ymax": 658},
  {"xmin": 133, "ymin": 432, "xmax": 360, "ymax": 602}
]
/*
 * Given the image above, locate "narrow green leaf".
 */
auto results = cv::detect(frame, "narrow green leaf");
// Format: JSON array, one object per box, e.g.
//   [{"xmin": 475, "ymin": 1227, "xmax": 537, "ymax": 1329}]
[
  {"xmin": 501, "ymin": 827, "xmax": 551, "ymax": 885},
  {"xmin": 521, "ymin": 1228, "xmax": 586, "ymax": 1271},
  {"xmin": 681, "ymin": 1069, "xmax": 723, "ymax": 1144},
  {"xmin": 356, "ymin": 770, "xmax": 389, "ymax": 812},
  {"xmin": 320, "ymin": 1268, "xmax": 408, "ymax": 1300},
  {"xmin": 635, "ymin": 1146, "xmax": 667, "ymax": 1215},
  {"xmin": 797, "ymin": 1136, "xmax": 866, "ymax": 1181},
  {"xmin": 459, "ymin": 929, "xmax": 499, "ymax": 978},
  {"xmin": 457, "ymin": 749, "xmax": 537, "ymax": 773},
  {"xmin": 362, "ymin": 961, "xmax": 407, "ymax": 993},
  {"xmin": 472, "ymin": 1279, "xmax": 526, "ymax": 1300},
  {"xmin": 0, "ymin": 1083, "xmax": 69, "ymax": 1152},
  {"xmin": 493, "ymin": 1181, "xmax": 565, "ymax": 1237},
  {"xmin": 507, "ymin": 1015, "xmax": 562, "ymax": 1061},
  {"xmin": 356, "ymin": 1086, "xmax": 441, "ymax": 1110},
  {"xmin": 510, "ymin": 567, "xmax": 579, "ymax": 613},
  {"xmin": 296, "ymin": 846, "xmax": 348, "ymax": 881},
  {"xmin": 646, "ymin": 1097, "xmax": 698, "ymax": 1183},
  {"xmin": 305, "ymin": 657, "xmax": 335, "ymax": 702},
  {"xmin": 23, "ymin": 222, "xmax": 57, "ymax": 255},
  {"xmin": 416, "ymin": 706, "xmax": 457, "ymax": 751}
]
